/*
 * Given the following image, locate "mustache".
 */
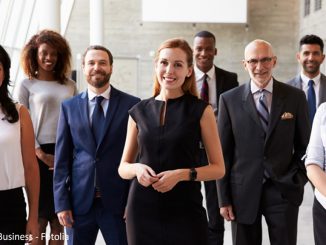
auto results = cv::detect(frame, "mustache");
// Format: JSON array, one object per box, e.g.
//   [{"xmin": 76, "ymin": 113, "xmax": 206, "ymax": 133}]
[
  {"xmin": 304, "ymin": 61, "xmax": 318, "ymax": 65},
  {"xmin": 90, "ymin": 70, "xmax": 106, "ymax": 76}
]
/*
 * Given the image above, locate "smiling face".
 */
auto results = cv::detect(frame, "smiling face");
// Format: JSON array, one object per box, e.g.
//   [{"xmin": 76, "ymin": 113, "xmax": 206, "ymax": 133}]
[
  {"xmin": 83, "ymin": 49, "xmax": 112, "ymax": 93},
  {"xmin": 243, "ymin": 40, "xmax": 276, "ymax": 89},
  {"xmin": 155, "ymin": 48, "xmax": 193, "ymax": 95},
  {"xmin": 297, "ymin": 44, "xmax": 325, "ymax": 78},
  {"xmin": 193, "ymin": 36, "xmax": 217, "ymax": 73},
  {"xmin": 37, "ymin": 43, "xmax": 58, "ymax": 74}
]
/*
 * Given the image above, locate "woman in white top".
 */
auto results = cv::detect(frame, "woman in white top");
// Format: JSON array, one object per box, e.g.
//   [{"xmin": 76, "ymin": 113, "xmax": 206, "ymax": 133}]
[
  {"xmin": 0, "ymin": 45, "xmax": 39, "ymax": 244},
  {"xmin": 15, "ymin": 30, "xmax": 76, "ymax": 245},
  {"xmin": 305, "ymin": 102, "xmax": 326, "ymax": 245}
]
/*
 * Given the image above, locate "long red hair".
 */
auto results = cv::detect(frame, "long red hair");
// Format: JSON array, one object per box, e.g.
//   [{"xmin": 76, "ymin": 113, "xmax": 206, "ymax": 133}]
[{"xmin": 153, "ymin": 38, "xmax": 198, "ymax": 97}]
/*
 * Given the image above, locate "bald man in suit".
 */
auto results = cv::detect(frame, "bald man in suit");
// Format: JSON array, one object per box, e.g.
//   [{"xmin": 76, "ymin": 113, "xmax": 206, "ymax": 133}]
[{"xmin": 217, "ymin": 40, "xmax": 309, "ymax": 245}]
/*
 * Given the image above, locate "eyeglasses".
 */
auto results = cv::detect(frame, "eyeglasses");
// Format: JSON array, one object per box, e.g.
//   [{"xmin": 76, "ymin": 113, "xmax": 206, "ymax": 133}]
[{"xmin": 245, "ymin": 57, "xmax": 275, "ymax": 66}]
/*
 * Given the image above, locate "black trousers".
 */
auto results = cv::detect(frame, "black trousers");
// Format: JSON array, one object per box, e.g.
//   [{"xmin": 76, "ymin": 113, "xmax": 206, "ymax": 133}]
[
  {"xmin": 313, "ymin": 197, "xmax": 326, "ymax": 245},
  {"xmin": 37, "ymin": 143, "xmax": 56, "ymax": 220},
  {"xmin": 0, "ymin": 188, "xmax": 27, "ymax": 245},
  {"xmin": 231, "ymin": 180, "xmax": 299, "ymax": 245},
  {"xmin": 200, "ymin": 149, "xmax": 224, "ymax": 245}
]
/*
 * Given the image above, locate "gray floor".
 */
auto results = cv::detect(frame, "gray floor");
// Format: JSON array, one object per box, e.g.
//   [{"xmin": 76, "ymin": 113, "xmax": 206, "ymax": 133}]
[{"xmin": 91, "ymin": 184, "xmax": 315, "ymax": 245}]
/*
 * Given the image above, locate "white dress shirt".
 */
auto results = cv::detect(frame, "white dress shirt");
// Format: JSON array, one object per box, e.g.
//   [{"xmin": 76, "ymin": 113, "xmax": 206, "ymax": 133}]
[
  {"xmin": 250, "ymin": 78, "xmax": 274, "ymax": 113},
  {"xmin": 305, "ymin": 102, "xmax": 326, "ymax": 209},
  {"xmin": 195, "ymin": 66, "xmax": 217, "ymax": 110},
  {"xmin": 87, "ymin": 86, "xmax": 111, "ymax": 125},
  {"xmin": 301, "ymin": 72, "xmax": 321, "ymax": 108}
]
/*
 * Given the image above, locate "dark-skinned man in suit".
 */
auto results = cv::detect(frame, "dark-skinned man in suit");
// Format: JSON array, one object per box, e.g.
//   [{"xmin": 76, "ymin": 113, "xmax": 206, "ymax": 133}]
[{"xmin": 193, "ymin": 30, "xmax": 238, "ymax": 245}]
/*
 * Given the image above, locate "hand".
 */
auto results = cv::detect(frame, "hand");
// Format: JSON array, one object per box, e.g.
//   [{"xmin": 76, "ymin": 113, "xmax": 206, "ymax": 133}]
[
  {"xmin": 220, "ymin": 205, "xmax": 235, "ymax": 221},
  {"xmin": 135, "ymin": 164, "xmax": 159, "ymax": 187},
  {"xmin": 35, "ymin": 148, "xmax": 54, "ymax": 168},
  {"xmin": 25, "ymin": 217, "xmax": 39, "ymax": 244},
  {"xmin": 57, "ymin": 210, "xmax": 74, "ymax": 228},
  {"xmin": 152, "ymin": 170, "xmax": 180, "ymax": 193}
]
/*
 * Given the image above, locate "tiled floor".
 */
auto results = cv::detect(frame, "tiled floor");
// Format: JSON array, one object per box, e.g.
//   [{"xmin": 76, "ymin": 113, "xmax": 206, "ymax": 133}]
[
  {"xmin": 94, "ymin": 183, "xmax": 315, "ymax": 245},
  {"xmin": 223, "ymin": 184, "xmax": 314, "ymax": 245},
  {"xmin": 56, "ymin": 183, "xmax": 314, "ymax": 244}
]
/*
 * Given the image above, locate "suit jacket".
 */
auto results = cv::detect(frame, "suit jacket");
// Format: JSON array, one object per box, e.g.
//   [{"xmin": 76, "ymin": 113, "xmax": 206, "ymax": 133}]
[
  {"xmin": 216, "ymin": 79, "xmax": 310, "ymax": 224},
  {"xmin": 287, "ymin": 73, "xmax": 326, "ymax": 107},
  {"xmin": 54, "ymin": 86, "xmax": 140, "ymax": 216},
  {"xmin": 213, "ymin": 66, "xmax": 239, "ymax": 116}
]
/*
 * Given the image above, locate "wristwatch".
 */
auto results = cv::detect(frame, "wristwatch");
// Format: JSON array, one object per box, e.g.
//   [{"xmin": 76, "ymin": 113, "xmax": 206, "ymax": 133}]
[{"xmin": 189, "ymin": 168, "xmax": 197, "ymax": 181}]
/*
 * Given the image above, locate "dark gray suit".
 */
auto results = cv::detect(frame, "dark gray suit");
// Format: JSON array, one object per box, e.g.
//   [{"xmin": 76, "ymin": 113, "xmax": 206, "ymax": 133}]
[
  {"xmin": 287, "ymin": 73, "xmax": 326, "ymax": 113},
  {"xmin": 287, "ymin": 73, "xmax": 326, "ymax": 245},
  {"xmin": 198, "ymin": 66, "xmax": 238, "ymax": 245},
  {"xmin": 217, "ymin": 80, "xmax": 309, "ymax": 245}
]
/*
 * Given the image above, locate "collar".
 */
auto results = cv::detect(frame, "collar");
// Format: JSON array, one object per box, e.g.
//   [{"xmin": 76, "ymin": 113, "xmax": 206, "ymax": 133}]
[
  {"xmin": 194, "ymin": 65, "xmax": 215, "ymax": 81},
  {"xmin": 250, "ymin": 78, "xmax": 273, "ymax": 94},
  {"xmin": 88, "ymin": 85, "xmax": 111, "ymax": 101},
  {"xmin": 300, "ymin": 72, "xmax": 321, "ymax": 86}
]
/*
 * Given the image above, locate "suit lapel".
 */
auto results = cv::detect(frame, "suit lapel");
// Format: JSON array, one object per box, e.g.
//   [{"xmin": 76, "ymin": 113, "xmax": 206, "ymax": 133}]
[
  {"xmin": 215, "ymin": 66, "xmax": 223, "ymax": 105},
  {"xmin": 294, "ymin": 75, "xmax": 302, "ymax": 90},
  {"xmin": 318, "ymin": 74, "xmax": 326, "ymax": 106},
  {"xmin": 242, "ymin": 82, "xmax": 263, "ymax": 130},
  {"xmin": 265, "ymin": 80, "xmax": 284, "ymax": 141},
  {"xmin": 97, "ymin": 86, "xmax": 120, "ymax": 149},
  {"xmin": 78, "ymin": 91, "xmax": 97, "ymax": 152}
]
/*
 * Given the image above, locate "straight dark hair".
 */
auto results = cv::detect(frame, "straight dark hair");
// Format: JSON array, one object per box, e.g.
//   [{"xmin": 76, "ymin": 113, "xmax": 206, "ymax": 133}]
[
  {"xmin": 0, "ymin": 45, "xmax": 18, "ymax": 123},
  {"xmin": 300, "ymin": 34, "xmax": 324, "ymax": 53}
]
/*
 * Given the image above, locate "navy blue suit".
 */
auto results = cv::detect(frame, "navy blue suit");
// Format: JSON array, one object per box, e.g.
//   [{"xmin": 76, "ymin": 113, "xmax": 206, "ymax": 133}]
[{"xmin": 54, "ymin": 86, "xmax": 140, "ymax": 244}]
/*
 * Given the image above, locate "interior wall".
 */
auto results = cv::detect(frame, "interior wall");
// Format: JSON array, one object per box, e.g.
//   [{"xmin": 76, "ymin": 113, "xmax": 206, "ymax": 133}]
[{"xmin": 65, "ymin": 0, "xmax": 299, "ymax": 98}]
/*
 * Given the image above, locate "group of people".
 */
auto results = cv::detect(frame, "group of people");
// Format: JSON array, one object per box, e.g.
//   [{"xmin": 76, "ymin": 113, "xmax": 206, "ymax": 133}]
[{"xmin": 0, "ymin": 28, "xmax": 325, "ymax": 245}]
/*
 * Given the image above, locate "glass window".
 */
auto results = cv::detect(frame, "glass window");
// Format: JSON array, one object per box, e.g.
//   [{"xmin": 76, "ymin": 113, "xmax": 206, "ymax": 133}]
[
  {"xmin": 315, "ymin": 0, "xmax": 322, "ymax": 10},
  {"xmin": 304, "ymin": 0, "xmax": 311, "ymax": 16}
]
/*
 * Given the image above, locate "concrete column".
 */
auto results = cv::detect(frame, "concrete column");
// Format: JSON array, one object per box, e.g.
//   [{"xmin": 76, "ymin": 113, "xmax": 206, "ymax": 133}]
[
  {"xmin": 37, "ymin": 0, "xmax": 60, "ymax": 32},
  {"xmin": 90, "ymin": 0, "xmax": 104, "ymax": 45}
]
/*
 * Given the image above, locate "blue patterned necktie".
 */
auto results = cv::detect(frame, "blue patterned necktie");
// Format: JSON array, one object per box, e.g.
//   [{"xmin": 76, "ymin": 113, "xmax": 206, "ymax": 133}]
[
  {"xmin": 200, "ymin": 74, "xmax": 209, "ymax": 103},
  {"xmin": 92, "ymin": 96, "xmax": 105, "ymax": 145},
  {"xmin": 307, "ymin": 80, "xmax": 316, "ymax": 125},
  {"xmin": 257, "ymin": 90, "xmax": 269, "ymax": 132}
]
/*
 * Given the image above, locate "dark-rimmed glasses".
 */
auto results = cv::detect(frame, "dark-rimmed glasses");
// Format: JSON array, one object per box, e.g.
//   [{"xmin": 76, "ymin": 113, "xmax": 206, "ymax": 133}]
[{"xmin": 245, "ymin": 57, "xmax": 275, "ymax": 66}]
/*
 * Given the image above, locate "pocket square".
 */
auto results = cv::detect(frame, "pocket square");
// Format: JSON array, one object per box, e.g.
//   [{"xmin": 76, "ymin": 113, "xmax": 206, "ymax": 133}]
[{"xmin": 281, "ymin": 112, "xmax": 293, "ymax": 120}]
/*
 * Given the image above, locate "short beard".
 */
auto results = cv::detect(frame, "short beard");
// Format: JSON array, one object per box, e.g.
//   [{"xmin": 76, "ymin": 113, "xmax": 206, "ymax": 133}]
[
  {"xmin": 88, "ymin": 73, "xmax": 111, "ymax": 88},
  {"xmin": 303, "ymin": 64, "xmax": 320, "ymax": 76}
]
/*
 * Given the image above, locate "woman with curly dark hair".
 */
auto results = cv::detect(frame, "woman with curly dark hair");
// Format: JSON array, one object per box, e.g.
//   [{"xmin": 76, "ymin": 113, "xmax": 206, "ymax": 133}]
[
  {"xmin": 14, "ymin": 29, "xmax": 77, "ymax": 245},
  {"xmin": 0, "ymin": 45, "xmax": 40, "ymax": 244}
]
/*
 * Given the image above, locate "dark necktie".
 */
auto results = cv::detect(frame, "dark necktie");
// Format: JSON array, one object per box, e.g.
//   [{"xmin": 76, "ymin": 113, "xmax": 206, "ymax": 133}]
[
  {"xmin": 256, "ymin": 90, "xmax": 269, "ymax": 132},
  {"xmin": 307, "ymin": 80, "xmax": 316, "ymax": 125},
  {"xmin": 92, "ymin": 96, "xmax": 105, "ymax": 145},
  {"xmin": 92, "ymin": 96, "xmax": 105, "ymax": 197},
  {"xmin": 256, "ymin": 90, "xmax": 271, "ymax": 181},
  {"xmin": 200, "ymin": 74, "xmax": 209, "ymax": 103}
]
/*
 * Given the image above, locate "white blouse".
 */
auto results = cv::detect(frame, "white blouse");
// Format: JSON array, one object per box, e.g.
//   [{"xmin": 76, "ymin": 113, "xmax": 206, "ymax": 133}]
[
  {"xmin": 305, "ymin": 102, "xmax": 326, "ymax": 209},
  {"xmin": 0, "ymin": 104, "xmax": 25, "ymax": 190}
]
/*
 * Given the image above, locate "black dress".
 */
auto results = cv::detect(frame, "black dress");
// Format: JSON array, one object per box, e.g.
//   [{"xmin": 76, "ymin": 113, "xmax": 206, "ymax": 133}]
[{"xmin": 126, "ymin": 94, "xmax": 209, "ymax": 245}]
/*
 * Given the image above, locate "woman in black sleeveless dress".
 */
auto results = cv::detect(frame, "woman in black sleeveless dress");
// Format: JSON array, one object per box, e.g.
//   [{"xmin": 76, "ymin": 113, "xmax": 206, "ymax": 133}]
[{"xmin": 119, "ymin": 38, "xmax": 225, "ymax": 245}]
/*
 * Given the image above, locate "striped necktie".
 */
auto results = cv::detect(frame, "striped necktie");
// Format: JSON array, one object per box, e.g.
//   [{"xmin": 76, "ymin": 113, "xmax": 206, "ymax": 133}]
[{"xmin": 257, "ymin": 90, "xmax": 269, "ymax": 132}]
